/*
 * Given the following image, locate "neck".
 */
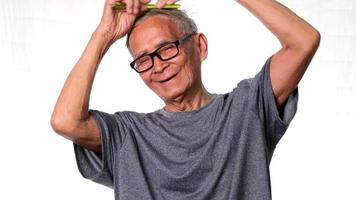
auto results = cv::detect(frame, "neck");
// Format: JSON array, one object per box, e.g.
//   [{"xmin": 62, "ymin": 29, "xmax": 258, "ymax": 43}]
[{"xmin": 163, "ymin": 86, "xmax": 215, "ymax": 113}]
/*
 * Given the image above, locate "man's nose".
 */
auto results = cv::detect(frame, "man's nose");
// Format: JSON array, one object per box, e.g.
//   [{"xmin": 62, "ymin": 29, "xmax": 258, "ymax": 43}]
[{"xmin": 152, "ymin": 55, "xmax": 168, "ymax": 73}]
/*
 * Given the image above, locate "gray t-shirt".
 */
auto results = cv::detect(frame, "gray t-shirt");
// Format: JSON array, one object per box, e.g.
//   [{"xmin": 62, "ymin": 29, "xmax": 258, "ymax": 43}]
[{"xmin": 74, "ymin": 56, "xmax": 298, "ymax": 200}]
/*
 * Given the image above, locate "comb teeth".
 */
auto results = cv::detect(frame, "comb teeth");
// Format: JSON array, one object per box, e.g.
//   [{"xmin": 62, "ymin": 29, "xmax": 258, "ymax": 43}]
[{"xmin": 112, "ymin": 3, "xmax": 180, "ymax": 11}]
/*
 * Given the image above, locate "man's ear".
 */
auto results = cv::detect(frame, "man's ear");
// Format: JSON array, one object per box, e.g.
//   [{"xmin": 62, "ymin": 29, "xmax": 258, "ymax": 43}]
[{"xmin": 196, "ymin": 33, "xmax": 208, "ymax": 62}]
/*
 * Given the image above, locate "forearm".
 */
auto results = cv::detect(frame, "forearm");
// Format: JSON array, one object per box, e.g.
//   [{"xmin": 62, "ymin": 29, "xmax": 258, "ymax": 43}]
[
  {"xmin": 237, "ymin": 0, "xmax": 320, "ymax": 51},
  {"xmin": 51, "ymin": 31, "xmax": 111, "ymax": 130}
]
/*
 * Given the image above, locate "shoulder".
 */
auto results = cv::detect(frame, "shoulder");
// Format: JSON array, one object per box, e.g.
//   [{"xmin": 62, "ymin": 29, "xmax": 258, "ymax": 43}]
[
  {"xmin": 113, "ymin": 110, "xmax": 163, "ymax": 125},
  {"xmin": 113, "ymin": 110, "xmax": 147, "ymax": 121}
]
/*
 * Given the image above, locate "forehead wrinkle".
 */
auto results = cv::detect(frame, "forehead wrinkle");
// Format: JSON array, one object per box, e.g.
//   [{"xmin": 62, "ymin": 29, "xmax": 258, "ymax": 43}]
[{"xmin": 130, "ymin": 15, "xmax": 182, "ymax": 58}]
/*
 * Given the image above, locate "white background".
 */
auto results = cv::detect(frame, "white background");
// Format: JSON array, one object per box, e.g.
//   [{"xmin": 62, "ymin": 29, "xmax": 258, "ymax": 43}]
[{"xmin": 0, "ymin": 0, "xmax": 355, "ymax": 199}]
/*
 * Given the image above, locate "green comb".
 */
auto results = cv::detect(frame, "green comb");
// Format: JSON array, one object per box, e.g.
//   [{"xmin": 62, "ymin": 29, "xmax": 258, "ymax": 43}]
[{"xmin": 112, "ymin": 3, "xmax": 180, "ymax": 11}]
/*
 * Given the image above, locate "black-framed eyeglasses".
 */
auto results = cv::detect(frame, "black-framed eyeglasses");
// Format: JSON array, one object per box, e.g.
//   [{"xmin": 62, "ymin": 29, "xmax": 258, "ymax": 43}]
[{"xmin": 130, "ymin": 32, "xmax": 196, "ymax": 73}]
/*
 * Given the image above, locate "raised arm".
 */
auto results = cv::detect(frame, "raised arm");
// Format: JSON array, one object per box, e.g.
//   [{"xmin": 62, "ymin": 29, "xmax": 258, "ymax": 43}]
[
  {"xmin": 50, "ymin": 0, "xmax": 150, "ymax": 153},
  {"xmin": 237, "ymin": 0, "xmax": 320, "ymax": 106}
]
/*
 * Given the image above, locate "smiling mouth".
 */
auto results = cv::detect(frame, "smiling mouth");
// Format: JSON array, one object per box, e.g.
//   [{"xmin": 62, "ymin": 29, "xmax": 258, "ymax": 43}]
[{"xmin": 159, "ymin": 74, "xmax": 177, "ymax": 83}]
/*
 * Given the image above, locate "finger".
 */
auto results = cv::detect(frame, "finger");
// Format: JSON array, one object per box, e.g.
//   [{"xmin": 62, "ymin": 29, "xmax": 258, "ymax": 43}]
[
  {"xmin": 109, "ymin": 0, "xmax": 123, "ymax": 8},
  {"xmin": 125, "ymin": 0, "xmax": 134, "ymax": 14},
  {"xmin": 156, "ymin": 0, "xmax": 167, "ymax": 9},
  {"xmin": 102, "ymin": 0, "xmax": 121, "ymax": 19},
  {"xmin": 134, "ymin": 0, "xmax": 149, "ymax": 14},
  {"xmin": 140, "ymin": 0, "xmax": 151, "ymax": 4},
  {"xmin": 140, "ymin": 3, "xmax": 149, "ymax": 13},
  {"xmin": 166, "ymin": 0, "xmax": 179, "ymax": 5},
  {"xmin": 132, "ymin": 0, "xmax": 139, "ymax": 15},
  {"xmin": 156, "ymin": 0, "xmax": 179, "ymax": 9}
]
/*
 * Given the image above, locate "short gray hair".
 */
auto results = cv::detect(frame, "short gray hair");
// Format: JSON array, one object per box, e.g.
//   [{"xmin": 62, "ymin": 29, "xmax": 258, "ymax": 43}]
[{"xmin": 126, "ymin": 9, "xmax": 198, "ymax": 50}]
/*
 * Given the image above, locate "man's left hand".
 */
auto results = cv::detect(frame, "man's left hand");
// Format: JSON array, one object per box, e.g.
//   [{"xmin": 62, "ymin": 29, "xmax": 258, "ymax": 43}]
[{"xmin": 156, "ymin": 0, "xmax": 180, "ymax": 9}]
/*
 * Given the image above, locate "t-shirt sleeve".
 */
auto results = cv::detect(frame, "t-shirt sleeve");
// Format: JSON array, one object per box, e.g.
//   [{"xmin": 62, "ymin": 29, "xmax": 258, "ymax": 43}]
[
  {"xmin": 73, "ymin": 109, "xmax": 129, "ymax": 188},
  {"xmin": 254, "ymin": 56, "xmax": 299, "ymax": 149}
]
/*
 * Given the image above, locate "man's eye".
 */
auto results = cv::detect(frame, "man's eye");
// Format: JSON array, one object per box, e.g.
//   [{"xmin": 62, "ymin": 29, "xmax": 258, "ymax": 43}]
[
  {"xmin": 136, "ymin": 56, "xmax": 150, "ymax": 65},
  {"xmin": 160, "ymin": 44, "xmax": 175, "ymax": 52},
  {"xmin": 158, "ymin": 44, "xmax": 177, "ymax": 58}
]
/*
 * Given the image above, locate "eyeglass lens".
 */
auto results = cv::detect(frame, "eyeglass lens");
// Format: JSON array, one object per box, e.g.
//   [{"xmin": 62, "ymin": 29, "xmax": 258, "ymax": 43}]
[{"xmin": 134, "ymin": 43, "xmax": 178, "ymax": 72}]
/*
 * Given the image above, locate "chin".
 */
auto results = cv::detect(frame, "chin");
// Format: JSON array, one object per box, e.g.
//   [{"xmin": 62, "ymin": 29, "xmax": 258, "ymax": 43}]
[{"xmin": 157, "ymin": 86, "xmax": 187, "ymax": 102}]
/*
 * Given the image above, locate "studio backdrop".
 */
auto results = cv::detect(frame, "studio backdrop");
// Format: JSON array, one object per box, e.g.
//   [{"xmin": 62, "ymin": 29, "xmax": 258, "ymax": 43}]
[{"xmin": 0, "ymin": 0, "xmax": 355, "ymax": 199}]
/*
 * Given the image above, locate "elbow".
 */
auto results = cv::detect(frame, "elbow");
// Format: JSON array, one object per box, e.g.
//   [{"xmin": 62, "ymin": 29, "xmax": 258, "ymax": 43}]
[
  {"xmin": 313, "ymin": 30, "xmax": 321, "ymax": 50},
  {"xmin": 51, "ymin": 114, "xmax": 101, "ymax": 153},
  {"xmin": 281, "ymin": 26, "xmax": 321, "ymax": 52},
  {"xmin": 302, "ymin": 29, "xmax": 321, "ymax": 53},
  {"xmin": 50, "ymin": 114, "xmax": 64, "ymax": 135},
  {"xmin": 50, "ymin": 114, "xmax": 77, "ymax": 140},
  {"xmin": 306, "ymin": 29, "xmax": 321, "ymax": 52},
  {"xmin": 284, "ymin": 28, "xmax": 321, "ymax": 54}
]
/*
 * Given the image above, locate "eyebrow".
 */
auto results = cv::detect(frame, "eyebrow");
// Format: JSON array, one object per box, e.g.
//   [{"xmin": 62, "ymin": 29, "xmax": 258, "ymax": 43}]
[{"xmin": 134, "ymin": 39, "xmax": 174, "ymax": 59}]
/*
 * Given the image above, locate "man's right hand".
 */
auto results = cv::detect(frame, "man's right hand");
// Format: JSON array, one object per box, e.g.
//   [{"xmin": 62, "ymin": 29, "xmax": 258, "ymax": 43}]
[
  {"xmin": 52, "ymin": 0, "xmax": 178, "ymax": 153},
  {"xmin": 51, "ymin": 0, "xmax": 151, "ymax": 153},
  {"xmin": 96, "ymin": 0, "xmax": 151, "ymax": 44}
]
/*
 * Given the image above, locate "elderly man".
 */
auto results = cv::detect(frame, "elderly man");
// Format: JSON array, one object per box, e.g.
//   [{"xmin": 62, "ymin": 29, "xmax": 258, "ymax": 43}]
[{"xmin": 51, "ymin": 0, "xmax": 320, "ymax": 199}]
